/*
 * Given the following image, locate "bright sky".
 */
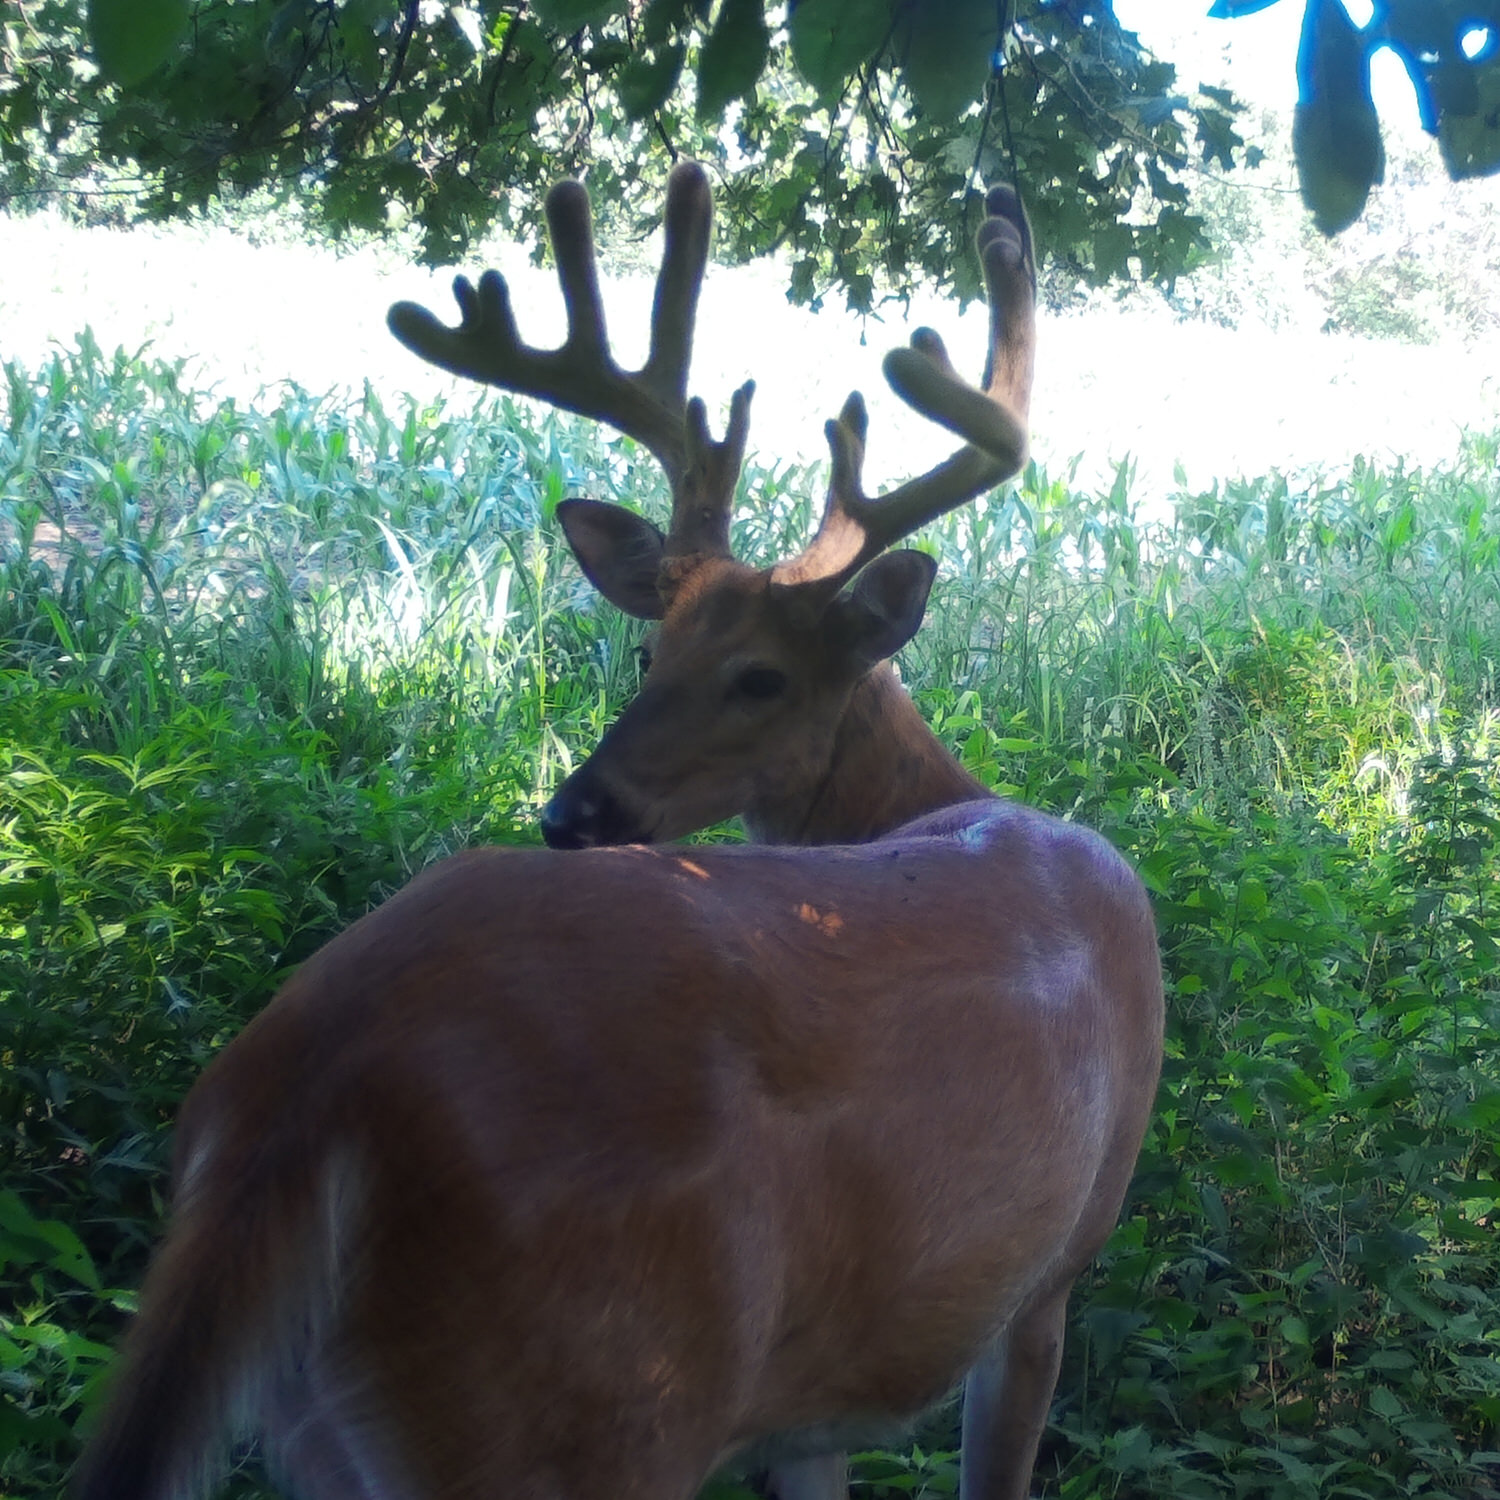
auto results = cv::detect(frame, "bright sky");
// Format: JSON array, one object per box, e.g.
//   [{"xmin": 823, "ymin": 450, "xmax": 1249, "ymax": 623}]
[{"xmin": 1115, "ymin": 0, "xmax": 1303, "ymax": 106}]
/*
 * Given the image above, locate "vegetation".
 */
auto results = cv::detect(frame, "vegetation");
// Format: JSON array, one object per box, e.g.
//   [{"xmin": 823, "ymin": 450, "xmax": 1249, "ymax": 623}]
[
  {"xmin": 1285, "ymin": 0, "xmax": 1500, "ymax": 234},
  {"xmin": 1146, "ymin": 106, "xmax": 1500, "ymax": 345},
  {"xmin": 3, "ymin": 0, "xmax": 1258, "ymax": 310},
  {"xmin": 6, "ymin": 0, "xmax": 1500, "ymax": 308},
  {"xmin": 2, "ymin": 337, "xmax": 1498, "ymax": 1499}
]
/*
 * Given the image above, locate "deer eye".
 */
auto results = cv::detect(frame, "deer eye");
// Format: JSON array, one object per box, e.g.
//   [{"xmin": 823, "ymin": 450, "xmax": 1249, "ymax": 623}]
[{"xmin": 734, "ymin": 665, "xmax": 788, "ymax": 701}]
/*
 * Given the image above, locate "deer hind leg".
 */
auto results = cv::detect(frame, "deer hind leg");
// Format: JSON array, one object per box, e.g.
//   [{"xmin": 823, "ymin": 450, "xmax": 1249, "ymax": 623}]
[
  {"xmin": 958, "ymin": 1289, "xmax": 1070, "ymax": 1500},
  {"xmin": 263, "ymin": 1359, "xmax": 392, "ymax": 1500},
  {"xmin": 267, "ymin": 1362, "xmax": 719, "ymax": 1500},
  {"xmin": 766, "ymin": 1451, "xmax": 849, "ymax": 1500}
]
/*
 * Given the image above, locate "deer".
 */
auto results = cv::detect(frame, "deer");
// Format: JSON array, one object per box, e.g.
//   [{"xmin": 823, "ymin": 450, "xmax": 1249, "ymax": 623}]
[{"xmin": 74, "ymin": 163, "xmax": 1163, "ymax": 1500}]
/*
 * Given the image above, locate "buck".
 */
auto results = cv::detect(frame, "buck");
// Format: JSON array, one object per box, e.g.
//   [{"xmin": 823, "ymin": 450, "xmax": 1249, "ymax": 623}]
[{"xmin": 75, "ymin": 165, "xmax": 1163, "ymax": 1500}]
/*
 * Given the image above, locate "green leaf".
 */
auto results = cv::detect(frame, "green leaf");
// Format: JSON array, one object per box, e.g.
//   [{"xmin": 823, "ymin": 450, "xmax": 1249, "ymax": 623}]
[
  {"xmin": 618, "ymin": 43, "xmax": 686, "ymax": 119},
  {"xmin": 788, "ymin": 0, "xmax": 889, "ymax": 99},
  {"xmin": 531, "ymin": 0, "xmax": 627, "ymax": 30},
  {"xmin": 1292, "ymin": 0, "xmax": 1385, "ymax": 234},
  {"xmin": 1280, "ymin": 1315, "xmax": 1310, "ymax": 1346},
  {"xmin": 1437, "ymin": 64, "xmax": 1500, "ymax": 176},
  {"xmin": 0, "ymin": 1191, "xmax": 101, "ymax": 1291},
  {"xmin": 696, "ymin": 0, "xmax": 770, "ymax": 121},
  {"xmin": 640, "ymin": 0, "xmax": 699, "ymax": 45},
  {"xmin": 898, "ymin": 0, "xmax": 996, "ymax": 122},
  {"xmin": 88, "ymin": 0, "xmax": 190, "ymax": 86},
  {"xmin": 0, "ymin": 1396, "xmax": 69, "ymax": 1449}
]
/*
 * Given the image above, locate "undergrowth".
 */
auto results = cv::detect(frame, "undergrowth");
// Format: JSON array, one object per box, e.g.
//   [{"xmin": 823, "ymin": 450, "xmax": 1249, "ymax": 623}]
[{"xmin": 1, "ymin": 335, "xmax": 1497, "ymax": 1499}]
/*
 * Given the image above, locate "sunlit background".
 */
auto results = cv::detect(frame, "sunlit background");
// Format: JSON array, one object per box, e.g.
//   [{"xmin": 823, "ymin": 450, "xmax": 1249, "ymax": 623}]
[{"xmin": 3, "ymin": 0, "xmax": 1497, "ymax": 503}]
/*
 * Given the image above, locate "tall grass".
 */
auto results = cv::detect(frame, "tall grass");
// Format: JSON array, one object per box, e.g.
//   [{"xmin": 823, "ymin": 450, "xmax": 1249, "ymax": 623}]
[{"xmin": 2, "ymin": 337, "xmax": 1497, "ymax": 1499}]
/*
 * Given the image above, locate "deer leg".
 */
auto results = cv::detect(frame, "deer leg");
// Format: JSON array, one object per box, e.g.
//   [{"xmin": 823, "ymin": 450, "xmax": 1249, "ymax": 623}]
[
  {"xmin": 766, "ymin": 1451, "xmax": 848, "ymax": 1500},
  {"xmin": 959, "ymin": 1289, "xmax": 1069, "ymax": 1500}
]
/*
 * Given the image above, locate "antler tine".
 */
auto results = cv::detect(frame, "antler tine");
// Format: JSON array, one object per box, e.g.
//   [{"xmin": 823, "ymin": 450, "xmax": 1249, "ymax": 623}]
[
  {"xmin": 387, "ymin": 162, "xmax": 750, "ymax": 546},
  {"xmin": 771, "ymin": 185, "xmax": 1036, "ymax": 595},
  {"xmin": 651, "ymin": 163, "xmax": 753, "ymax": 560},
  {"xmin": 644, "ymin": 163, "xmax": 713, "ymax": 413},
  {"xmin": 668, "ymin": 378, "xmax": 755, "ymax": 558},
  {"xmin": 546, "ymin": 178, "xmax": 611, "ymax": 366}
]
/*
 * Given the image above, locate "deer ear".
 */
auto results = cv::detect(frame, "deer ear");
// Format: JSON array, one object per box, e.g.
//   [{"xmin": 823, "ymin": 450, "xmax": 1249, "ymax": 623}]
[
  {"xmin": 557, "ymin": 499, "xmax": 667, "ymax": 620},
  {"xmin": 832, "ymin": 549, "xmax": 938, "ymax": 669}
]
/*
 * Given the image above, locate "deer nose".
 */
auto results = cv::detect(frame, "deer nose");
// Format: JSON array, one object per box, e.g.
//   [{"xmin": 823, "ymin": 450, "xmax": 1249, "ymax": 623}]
[
  {"xmin": 541, "ymin": 772, "xmax": 641, "ymax": 849},
  {"xmin": 540, "ymin": 787, "xmax": 598, "ymax": 849}
]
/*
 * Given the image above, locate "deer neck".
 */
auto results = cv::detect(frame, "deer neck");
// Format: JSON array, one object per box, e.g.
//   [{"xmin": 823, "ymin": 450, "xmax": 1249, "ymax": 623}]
[{"xmin": 744, "ymin": 664, "xmax": 991, "ymax": 847}]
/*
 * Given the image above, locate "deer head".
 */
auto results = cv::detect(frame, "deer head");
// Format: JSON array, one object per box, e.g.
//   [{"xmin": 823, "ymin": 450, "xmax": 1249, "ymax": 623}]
[{"xmin": 388, "ymin": 163, "xmax": 1036, "ymax": 848}]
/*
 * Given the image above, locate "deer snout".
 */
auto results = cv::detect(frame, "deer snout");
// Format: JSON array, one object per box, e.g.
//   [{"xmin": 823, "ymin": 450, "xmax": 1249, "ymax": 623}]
[{"xmin": 540, "ymin": 769, "xmax": 646, "ymax": 849}]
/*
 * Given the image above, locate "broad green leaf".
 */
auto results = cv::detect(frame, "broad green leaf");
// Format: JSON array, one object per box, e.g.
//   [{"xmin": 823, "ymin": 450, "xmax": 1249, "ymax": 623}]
[
  {"xmin": 898, "ymin": 0, "xmax": 995, "ymax": 122},
  {"xmin": 0, "ymin": 1191, "xmax": 101, "ymax": 1290},
  {"xmin": 696, "ymin": 0, "xmax": 770, "ymax": 121},
  {"xmin": 640, "ymin": 0, "xmax": 700, "ymax": 45},
  {"xmin": 531, "ymin": 0, "xmax": 627, "ymax": 30},
  {"xmin": 88, "ymin": 0, "xmax": 189, "ymax": 86},
  {"xmin": 1437, "ymin": 57, "xmax": 1500, "ymax": 176},
  {"xmin": 788, "ymin": 0, "xmax": 888, "ymax": 99},
  {"xmin": 0, "ymin": 1397, "xmax": 62, "ymax": 1449},
  {"xmin": 618, "ymin": 43, "xmax": 686, "ymax": 119},
  {"xmin": 1292, "ymin": 0, "xmax": 1384, "ymax": 233}
]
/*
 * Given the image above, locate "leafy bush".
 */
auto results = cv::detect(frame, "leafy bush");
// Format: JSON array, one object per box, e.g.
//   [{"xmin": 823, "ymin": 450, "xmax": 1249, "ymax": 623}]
[{"xmin": 1, "ymin": 340, "xmax": 1497, "ymax": 1498}]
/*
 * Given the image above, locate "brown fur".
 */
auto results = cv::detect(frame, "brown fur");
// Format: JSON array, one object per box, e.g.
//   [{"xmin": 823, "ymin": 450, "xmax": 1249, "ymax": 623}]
[{"xmin": 77, "ymin": 808, "xmax": 1161, "ymax": 1500}]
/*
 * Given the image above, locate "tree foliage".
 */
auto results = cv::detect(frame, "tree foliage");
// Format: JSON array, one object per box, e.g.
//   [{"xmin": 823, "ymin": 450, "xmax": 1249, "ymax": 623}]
[
  {"xmin": 1215, "ymin": 0, "xmax": 1500, "ymax": 235},
  {"xmin": 2, "ymin": 0, "xmax": 1254, "ymax": 309},
  {"xmin": 4, "ymin": 2, "xmax": 1499, "ymax": 307}
]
